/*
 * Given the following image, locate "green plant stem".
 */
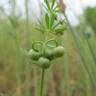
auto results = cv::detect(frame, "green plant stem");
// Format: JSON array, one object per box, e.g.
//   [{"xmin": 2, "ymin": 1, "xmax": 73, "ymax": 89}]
[
  {"xmin": 64, "ymin": 13, "xmax": 96, "ymax": 87},
  {"xmin": 64, "ymin": 54, "xmax": 71, "ymax": 96},
  {"xmin": 86, "ymin": 38, "xmax": 96, "ymax": 64},
  {"xmin": 9, "ymin": 0, "xmax": 22, "ymax": 94},
  {"xmin": 40, "ymin": 69, "xmax": 45, "ymax": 96},
  {"xmin": 25, "ymin": 0, "xmax": 31, "ymax": 46},
  {"xmin": 38, "ymin": 0, "xmax": 43, "ymax": 19},
  {"xmin": 25, "ymin": 0, "xmax": 32, "ymax": 96},
  {"xmin": 13, "ymin": 28, "xmax": 22, "ymax": 96},
  {"xmin": 86, "ymin": 73, "xmax": 91, "ymax": 96}
]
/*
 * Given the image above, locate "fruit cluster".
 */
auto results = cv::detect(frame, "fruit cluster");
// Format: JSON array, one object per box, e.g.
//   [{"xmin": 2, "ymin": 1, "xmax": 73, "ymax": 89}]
[{"xmin": 28, "ymin": 41, "xmax": 65, "ymax": 69}]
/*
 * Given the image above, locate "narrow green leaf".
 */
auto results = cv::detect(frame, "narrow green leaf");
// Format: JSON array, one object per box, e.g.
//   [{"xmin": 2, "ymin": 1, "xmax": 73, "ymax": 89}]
[
  {"xmin": 44, "ymin": 0, "xmax": 50, "ymax": 10},
  {"xmin": 9, "ymin": 16, "xmax": 18, "ymax": 28},
  {"xmin": 35, "ymin": 26, "xmax": 45, "ymax": 33},
  {"xmin": 45, "ymin": 13, "xmax": 50, "ymax": 28},
  {"xmin": 54, "ymin": 26, "xmax": 66, "ymax": 34},
  {"xmin": 53, "ymin": 22, "xmax": 60, "ymax": 29},
  {"xmin": 50, "ymin": 14, "xmax": 56, "ymax": 28},
  {"xmin": 51, "ymin": 0, "xmax": 55, "ymax": 8}
]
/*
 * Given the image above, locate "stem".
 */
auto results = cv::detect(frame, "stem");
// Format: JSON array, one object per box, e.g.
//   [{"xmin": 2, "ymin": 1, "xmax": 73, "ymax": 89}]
[
  {"xmin": 40, "ymin": 69, "xmax": 45, "ymax": 96},
  {"xmin": 38, "ymin": 0, "xmax": 43, "ymax": 19},
  {"xmin": 86, "ymin": 38, "xmax": 96, "ymax": 64},
  {"xmin": 25, "ymin": 0, "xmax": 31, "ymax": 96},
  {"xmin": 25, "ymin": 0, "xmax": 30, "ymax": 46},
  {"xmin": 86, "ymin": 73, "xmax": 91, "ymax": 96},
  {"xmin": 9, "ymin": 0, "xmax": 22, "ymax": 95},
  {"xmin": 13, "ymin": 28, "xmax": 22, "ymax": 96},
  {"xmin": 64, "ymin": 54, "xmax": 71, "ymax": 96}
]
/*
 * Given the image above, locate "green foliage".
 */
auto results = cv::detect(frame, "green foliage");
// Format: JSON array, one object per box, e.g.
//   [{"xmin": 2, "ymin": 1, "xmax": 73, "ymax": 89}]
[
  {"xmin": 36, "ymin": 0, "xmax": 66, "ymax": 35},
  {"xmin": 84, "ymin": 7, "xmax": 96, "ymax": 32}
]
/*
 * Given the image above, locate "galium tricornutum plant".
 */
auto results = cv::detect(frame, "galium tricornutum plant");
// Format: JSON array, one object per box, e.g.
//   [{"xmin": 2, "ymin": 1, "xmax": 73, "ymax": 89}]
[{"xmin": 27, "ymin": 0, "xmax": 66, "ymax": 96}]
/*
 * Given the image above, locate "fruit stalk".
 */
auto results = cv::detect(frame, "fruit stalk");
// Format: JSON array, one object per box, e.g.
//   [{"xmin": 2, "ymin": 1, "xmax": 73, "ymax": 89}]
[{"xmin": 40, "ymin": 69, "xmax": 45, "ymax": 96}]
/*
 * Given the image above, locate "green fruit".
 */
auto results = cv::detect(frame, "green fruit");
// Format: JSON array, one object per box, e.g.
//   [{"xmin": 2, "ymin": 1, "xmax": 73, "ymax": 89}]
[
  {"xmin": 53, "ymin": 46, "xmax": 65, "ymax": 58},
  {"xmin": 28, "ymin": 49, "xmax": 40, "ymax": 60},
  {"xmin": 38, "ymin": 57, "xmax": 50, "ymax": 69},
  {"xmin": 45, "ymin": 49, "xmax": 54, "ymax": 60}
]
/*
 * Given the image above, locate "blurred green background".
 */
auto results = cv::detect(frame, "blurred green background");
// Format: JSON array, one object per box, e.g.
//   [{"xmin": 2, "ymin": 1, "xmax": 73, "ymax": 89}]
[{"xmin": 0, "ymin": 0, "xmax": 96, "ymax": 96}]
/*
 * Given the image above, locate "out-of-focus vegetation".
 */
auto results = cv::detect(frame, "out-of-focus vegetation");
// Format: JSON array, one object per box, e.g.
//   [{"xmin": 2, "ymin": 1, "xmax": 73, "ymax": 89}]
[
  {"xmin": 84, "ymin": 7, "xmax": 96, "ymax": 33},
  {"xmin": 0, "ymin": 0, "xmax": 96, "ymax": 96}
]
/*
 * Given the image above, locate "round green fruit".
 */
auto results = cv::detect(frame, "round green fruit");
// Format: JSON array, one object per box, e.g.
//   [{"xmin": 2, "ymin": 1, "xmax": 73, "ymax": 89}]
[
  {"xmin": 45, "ymin": 49, "xmax": 54, "ymax": 60},
  {"xmin": 28, "ymin": 49, "xmax": 40, "ymax": 60},
  {"xmin": 53, "ymin": 46, "xmax": 65, "ymax": 58},
  {"xmin": 38, "ymin": 57, "xmax": 50, "ymax": 69}
]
